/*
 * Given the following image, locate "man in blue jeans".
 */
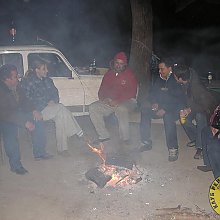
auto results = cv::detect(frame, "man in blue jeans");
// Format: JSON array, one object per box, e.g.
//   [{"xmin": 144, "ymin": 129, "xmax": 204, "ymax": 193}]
[
  {"xmin": 139, "ymin": 58, "xmax": 186, "ymax": 162},
  {"xmin": 0, "ymin": 64, "xmax": 52, "ymax": 175},
  {"xmin": 173, "ymin": 65, "xmax": 217, "ymax": 159},
  {"xmin": 197, "ymin": 105, "xmax": 220, "ymax": 179}
]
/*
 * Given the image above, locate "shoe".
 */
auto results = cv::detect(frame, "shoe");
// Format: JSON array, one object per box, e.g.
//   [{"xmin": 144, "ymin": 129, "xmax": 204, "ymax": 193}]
[
  {"xmin": 11, "ymin": 166, "xmax": 28, "ymax": 175},
  {"xmin": 168, "ymin": 148, "xmax": 179, "ymax": 162},
  {"xmin": 35, "ymin": 153, "xmax": 53, "ymax": 161},
  {"xmin": 58, "ymin": 150, "xmax": 71, "ymax": 157},
  {"xmin": 139, "ymin": 140, "xmax": 152, "ymax": 152},
  {"xmin": 197, "ymin": 165, "xmax": 212, "ymax": 172},
  {"xmin": 92, "ymin": 138, "xmax": 110, "ymax": 145},
  {"xmin": 186, "ymin": 140, "xmax": 196, "ymax": 148},
  {"xmin": 194, "ymin": 148, "xmax": 203, "ymax": 159}
]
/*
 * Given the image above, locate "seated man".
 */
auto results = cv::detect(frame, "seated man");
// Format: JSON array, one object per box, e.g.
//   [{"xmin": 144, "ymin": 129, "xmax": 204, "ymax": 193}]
[
  {"xmin": 197, "ymin": 105, "xmax": 220, "ymax": 179},
  {"xmin": 21, "ymin": 58, "xmax": 84, "ymax": 156},
  {"xmin": 139, "ymin": 58, "xmax": 186, "ymax": 162},
  {"xmin": 0, "ymin": 64, "xmax": 52, "ymax": 175},
  {"xmin": 173, "ymin": 65, "xmax": 217, "ymax": 159},
  {"xmin": 89, "ymin": 52, "xmax": 138, "ymax": 145}
]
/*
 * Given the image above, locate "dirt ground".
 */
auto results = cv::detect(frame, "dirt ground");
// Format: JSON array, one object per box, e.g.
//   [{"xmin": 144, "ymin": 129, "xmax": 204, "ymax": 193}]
[{"xmin": 0, "ymin": 116, "xmax": 219, "ymax": 220}]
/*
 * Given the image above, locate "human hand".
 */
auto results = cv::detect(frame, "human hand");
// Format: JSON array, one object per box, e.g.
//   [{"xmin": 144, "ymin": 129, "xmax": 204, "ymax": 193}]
[
  {"xmin": 102, "ymin": 98, "xmax": 112, "ymax": 105},
  {"xmin": 152, "ymin": 103, "xmax": 159, "ymax": 111},
  {"xmin": 180, "ymin": 108, "xmax": 191, "ymax": 117},
  {"xmin": 25, "ymin": 121, "xmax": 35, "ymax": 131},
  {"xmin": 102, "ymin": 98, "xmax": 118, "ymax": 107},
  {"xmin": 185, "ymin": 108, "xmax": 191, "ymax": 115},
  {"xmin": 108, "ymin": 99, "xmax": 118, "ymax": 107},
  {"xmin": 33, "ymin": 110, "xmax": 43, "ymax": 121},
  {"xmin": 156, "ymin": 109, "xmax": 166, "ymax": 117}
]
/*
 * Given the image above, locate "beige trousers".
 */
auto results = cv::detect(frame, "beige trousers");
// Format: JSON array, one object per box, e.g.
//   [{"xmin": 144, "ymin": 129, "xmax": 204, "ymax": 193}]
[
  {"xmin": 42, "ymin": 103, "xmax": 83, "ymax": 152},
  {"xmin": 89, "ymin": 99, "xmax": 137, "ymax": 141}
]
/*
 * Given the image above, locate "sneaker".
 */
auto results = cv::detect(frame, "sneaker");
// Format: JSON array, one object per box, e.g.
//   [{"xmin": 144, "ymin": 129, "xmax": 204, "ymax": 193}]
[
  {"xmin": 35, "ymin": 153, "xmax": 53, "ymax": 161},
  {"xmin": 168, "ymin": 148, "xmax": 179, "ymax": 162},
  {"xmin": 197, "ymin": 165, "xmax": 212, "ymax": 172},
  {"xmin": 11, "ymin": 166, "xmax": 28, "ymax": 175},
  {"xmin": 194, "ymin": 148, "xmax": 203, "ymax": 159},
  {"xmin": 186, "ymin": 140, "xmax": 196, "ymax": 148},
  {"xmin": 58, "ymin": 150, "xmax": 71, "ymax": 157},
  {"xmin": 139, "ymin": 140, "xmax": 152, "ymax": 152},
  {"xmin": 92, "ymin": 138, "xmax": 110, "ymax": 145}
]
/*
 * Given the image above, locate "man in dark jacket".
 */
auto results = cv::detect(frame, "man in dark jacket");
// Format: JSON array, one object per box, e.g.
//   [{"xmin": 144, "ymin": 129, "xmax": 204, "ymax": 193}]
[
  {"xmin": 140, "ymin": 58, "xmax": 186, "ymax": 162},
  {"xmin": 0, "ymin": 64, "xmax": 51, "ymax": 175},
  {"xmin": 173, "ymin": 65, "xmax": 217, "ymax": 159}
]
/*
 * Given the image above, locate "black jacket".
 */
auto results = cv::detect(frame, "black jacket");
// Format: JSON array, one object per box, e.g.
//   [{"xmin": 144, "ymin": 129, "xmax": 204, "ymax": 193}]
[{"xmin": 149, "ymin": 73, "xmax": 186, "ymax": 113}]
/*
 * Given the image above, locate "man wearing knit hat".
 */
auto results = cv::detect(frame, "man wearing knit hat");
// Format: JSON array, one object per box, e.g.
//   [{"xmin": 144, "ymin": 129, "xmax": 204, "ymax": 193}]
[{"xmin": 89, "ymin": 52, "xmax": 138, "ymax": 145}]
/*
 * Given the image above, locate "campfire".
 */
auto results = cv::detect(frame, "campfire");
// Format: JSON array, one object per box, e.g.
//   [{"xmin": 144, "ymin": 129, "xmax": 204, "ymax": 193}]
[{"xmin": 85, "ymin": 143, "xmax": 143, "ymax": 188}]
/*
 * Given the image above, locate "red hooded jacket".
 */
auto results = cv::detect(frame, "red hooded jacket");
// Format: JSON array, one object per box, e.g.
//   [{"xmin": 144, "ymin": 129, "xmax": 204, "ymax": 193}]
[{"xmin": 98, "ymin": 67, "xmax": 138, "ymax": 104}]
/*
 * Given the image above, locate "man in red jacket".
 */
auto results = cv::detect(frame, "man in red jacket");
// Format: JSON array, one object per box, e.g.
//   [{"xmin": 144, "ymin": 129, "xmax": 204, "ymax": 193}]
[{"xmin": 89, "ymin": 52, "xmax": 138, "ymax": 145}]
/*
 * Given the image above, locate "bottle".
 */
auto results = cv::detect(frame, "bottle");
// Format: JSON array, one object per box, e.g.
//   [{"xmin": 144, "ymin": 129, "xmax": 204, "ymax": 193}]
[
  {"xmin": 92, "ymin": 58, "xmax": 96, "ymax": 74},
  {"xmin": 89, "ymin": 58, "xmax": 96, "ymax": 74},
  {"xmin": 208, "ymin": 72, "xmax": 212, "ymax": 84},
  {"xmin": 180, "ymin": 110, "xmax": 186, "ymax": 124},
  {"xmin": 9, "ymin": 21, "xmax": 16, "ymax": 43}
]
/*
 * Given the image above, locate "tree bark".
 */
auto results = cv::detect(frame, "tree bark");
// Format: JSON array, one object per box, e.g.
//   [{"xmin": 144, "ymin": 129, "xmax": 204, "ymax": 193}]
[{"xmin": 129, "ymin": 0, "xmax": 153, "ymax": 103}]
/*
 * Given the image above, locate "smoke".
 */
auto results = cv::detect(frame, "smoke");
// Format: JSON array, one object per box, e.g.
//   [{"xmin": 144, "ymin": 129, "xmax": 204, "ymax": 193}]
[
  {"xmin": 0, "ymin": 0, "xmax": 131, "ymax": 67},
  {"xmin": 153, "ymin": 26, "xmax": 220, "ymax": 79}
]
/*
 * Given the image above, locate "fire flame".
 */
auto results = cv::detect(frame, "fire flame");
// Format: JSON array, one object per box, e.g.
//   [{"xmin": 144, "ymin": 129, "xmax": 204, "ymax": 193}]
[{"xmin": 87, "ymin": 142, "xmax": 142, "ymax": 187}]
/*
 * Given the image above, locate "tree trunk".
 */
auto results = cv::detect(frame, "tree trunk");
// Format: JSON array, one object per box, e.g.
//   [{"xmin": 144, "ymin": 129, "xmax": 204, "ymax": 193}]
[{"xmin": 129, "ymin": 0, "xmax": 153, "ymax": 103}]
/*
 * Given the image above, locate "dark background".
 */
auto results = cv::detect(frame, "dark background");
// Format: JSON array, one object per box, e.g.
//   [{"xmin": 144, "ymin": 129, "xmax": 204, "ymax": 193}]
[{"xmin": 0, "ymin": 0, "xmax": 220, "ymax": 78}]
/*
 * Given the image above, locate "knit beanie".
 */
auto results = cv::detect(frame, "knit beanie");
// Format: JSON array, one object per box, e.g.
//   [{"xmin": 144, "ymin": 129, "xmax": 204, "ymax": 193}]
[{"xmin": 114, "ymin": 52, "xmax": 127, "ymax": 64}]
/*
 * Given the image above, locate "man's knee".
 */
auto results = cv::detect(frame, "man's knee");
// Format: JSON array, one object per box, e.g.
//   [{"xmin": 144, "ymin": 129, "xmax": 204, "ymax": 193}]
[{"xmin": 89, "ymin": 101, "xmax": 100, "ymax": 114}]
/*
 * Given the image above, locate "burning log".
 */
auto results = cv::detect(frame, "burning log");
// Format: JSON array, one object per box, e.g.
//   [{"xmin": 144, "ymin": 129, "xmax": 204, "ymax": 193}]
[
  {"xmin": 105, "ymin": 153, "xmax": 134, "ymax": 170},
  {"xmin": 115, "ymin": 174, "xmax": 129, "ymax": 185},
  {"xmin": 85, "ymin": 167, "xmax": 112, "ymax": 188}
]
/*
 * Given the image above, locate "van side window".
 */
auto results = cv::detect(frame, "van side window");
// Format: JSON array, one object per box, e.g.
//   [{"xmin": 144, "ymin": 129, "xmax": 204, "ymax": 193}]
[
  {"xmin": 0, "ymin": 53, "xmax": 24, "ymax": 77},
  {"xmin": 28, "ymin": 53, "xmax": 72, "ymax": 77}
]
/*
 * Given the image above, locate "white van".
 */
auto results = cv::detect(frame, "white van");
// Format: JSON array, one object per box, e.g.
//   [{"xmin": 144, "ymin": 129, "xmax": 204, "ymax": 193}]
[{"xmin": 0, "ymin": 45, "xmax": 106, "ymax": 116}]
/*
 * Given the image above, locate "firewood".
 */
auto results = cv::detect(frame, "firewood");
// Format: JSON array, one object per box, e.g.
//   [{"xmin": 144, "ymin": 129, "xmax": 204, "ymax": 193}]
[{"xmin": 85, "ymin": 167, "xmax": 112, "ymax": 188}]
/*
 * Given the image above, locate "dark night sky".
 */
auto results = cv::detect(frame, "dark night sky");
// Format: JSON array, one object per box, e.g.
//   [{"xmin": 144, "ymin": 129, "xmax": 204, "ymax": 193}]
[{"xmin": 0, "ymin": 0, "xmax": 220, "ymax": 78}]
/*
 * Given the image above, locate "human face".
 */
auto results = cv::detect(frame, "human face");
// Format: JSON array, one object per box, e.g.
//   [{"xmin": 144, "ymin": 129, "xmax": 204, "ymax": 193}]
[
  {"xmin": 113, "ymin": 59, "xmax": 127, "ymax": 73},
  {"xmin": 159, "ymin": 63, "xmax": 172, "ymax": 79},
  {"xmin": 4, "ymin": 70, "xmax": 19, "ymax": 89},
  {"xmin": 36, "ymin": 64, "xmax": 48, "ymax": 79}
]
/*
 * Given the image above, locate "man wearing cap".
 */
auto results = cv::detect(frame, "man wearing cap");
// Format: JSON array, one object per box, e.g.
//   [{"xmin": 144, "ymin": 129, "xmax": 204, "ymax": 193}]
[{"xmin": 89, "ymin": 52, "xmax": 138, "ymax": 145}]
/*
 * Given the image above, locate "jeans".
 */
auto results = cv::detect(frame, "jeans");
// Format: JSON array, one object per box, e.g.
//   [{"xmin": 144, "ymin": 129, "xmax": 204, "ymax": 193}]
[
  {"xmin": 0, "ymin": 122, "xmax": 22, "ymax": 170},
  {"xmin": 31, "ymin": 120, "xmax": 47, "ymax": 158},
  {"xmin": 202, "ymin": 127, "xmax": 220, "ymax": 179},
  {"xmin": 0, "ymin": 115, "xmax": 46, "ymax": 170},
  {"xmin": 140, "ymin": 108, "xmax": 179, "ymax": 149},
  {"xmin": 182, "ymin": 112, "xmax": 207, "ymax": 149}
]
